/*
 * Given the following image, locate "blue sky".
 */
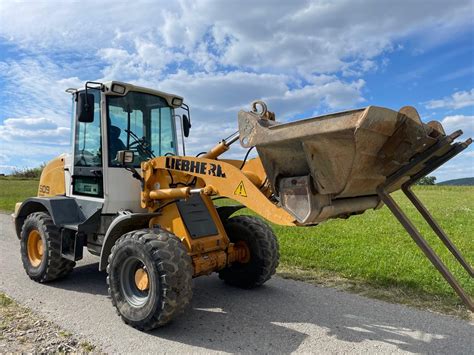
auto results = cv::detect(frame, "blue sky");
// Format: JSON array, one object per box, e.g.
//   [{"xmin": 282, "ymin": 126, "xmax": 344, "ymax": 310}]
[{"xmin": 0, "ymin": 0, "xmax": 472, "ymax": 182}]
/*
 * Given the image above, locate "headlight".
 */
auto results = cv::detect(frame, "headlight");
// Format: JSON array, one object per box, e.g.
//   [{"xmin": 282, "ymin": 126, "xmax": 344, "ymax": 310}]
[
  {"xmin": 111, "ymin": 84, "xmax": 126, "ymax": 95},
  {"xmin": 172, "ymin": 97, "xmax": 183, "ymax": 107}
]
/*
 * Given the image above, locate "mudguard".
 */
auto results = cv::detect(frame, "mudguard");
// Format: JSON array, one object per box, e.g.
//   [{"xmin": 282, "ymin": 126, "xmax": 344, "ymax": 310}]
[
  {"xmin": 98, "ymin": 211, "xmax": 160, "ymax": 271},
  {"xmin": 13, "ymin": 196, "xmax": 97, "ymax": 238}
]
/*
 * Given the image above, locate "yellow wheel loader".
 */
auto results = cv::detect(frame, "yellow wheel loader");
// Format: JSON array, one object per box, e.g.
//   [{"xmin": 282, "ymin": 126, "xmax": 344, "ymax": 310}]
[{"xmin": 13, "ymin": 81, "xmax": 473, "ymax": 330}]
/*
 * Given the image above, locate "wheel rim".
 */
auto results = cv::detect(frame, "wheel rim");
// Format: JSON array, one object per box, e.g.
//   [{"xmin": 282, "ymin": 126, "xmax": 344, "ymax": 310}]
[
  {"xmin": 120, "ymin": 256, "xmax": 152, "ymax": 307},
  {"xmin": 27, "ymin": 229, "xmax": 44, "ymax": 267},
  {"xmin": 235, "ymin": 240, "xmax": 251, "ymax": 263},
  {"xmin": 134, "ymin": 268, "xmax": 150, "ymax": 291}
]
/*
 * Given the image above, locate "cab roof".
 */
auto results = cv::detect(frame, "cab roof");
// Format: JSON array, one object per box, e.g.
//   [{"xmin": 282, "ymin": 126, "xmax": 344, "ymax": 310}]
[{"xmin": 67, "ymin": 81, "xmax": 184, "ymax": 108}]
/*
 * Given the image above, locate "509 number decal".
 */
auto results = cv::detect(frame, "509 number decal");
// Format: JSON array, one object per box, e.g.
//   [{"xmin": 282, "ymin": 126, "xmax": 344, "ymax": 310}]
[{"xmin": 39, "ymin": 184, "xmax": 50, "ymax": 194}]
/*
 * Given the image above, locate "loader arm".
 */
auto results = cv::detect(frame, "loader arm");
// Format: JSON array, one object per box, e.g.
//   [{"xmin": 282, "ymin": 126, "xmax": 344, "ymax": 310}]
[{"xmin": 141, "ymin": 156, "xmax": 296, "ymax": 226}]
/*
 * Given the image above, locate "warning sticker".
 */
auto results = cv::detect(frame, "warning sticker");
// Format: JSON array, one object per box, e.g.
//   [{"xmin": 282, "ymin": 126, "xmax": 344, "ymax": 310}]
[{"xmin": 233, "ymin": 181, "xmax": 247, "ymax": 197}]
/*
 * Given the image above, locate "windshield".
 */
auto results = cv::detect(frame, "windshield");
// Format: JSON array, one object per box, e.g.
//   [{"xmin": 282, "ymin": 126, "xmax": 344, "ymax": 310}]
[{"xmin": 107, "ymin": 91, "xmax": 177, "ymax": 167}]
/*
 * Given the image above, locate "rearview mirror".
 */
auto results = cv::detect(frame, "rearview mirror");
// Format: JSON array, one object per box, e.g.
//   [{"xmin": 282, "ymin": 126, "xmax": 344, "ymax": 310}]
[
  {"xmin": 182, "ymin": 114, "xmax": 191, "ymax": 137},
  {"xmin": 116, "ymin": 150, "xmax": 135, "ymax": 165},
  {"xmin": 77, "ymin": 92, "xmax": 95, "ymax": 123}
]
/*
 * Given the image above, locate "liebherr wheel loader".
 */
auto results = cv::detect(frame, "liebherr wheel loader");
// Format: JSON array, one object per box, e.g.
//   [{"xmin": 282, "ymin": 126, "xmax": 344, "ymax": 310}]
[{"xmin": 12, "ymin": 81, "xmax": 473, "ymax": 330}]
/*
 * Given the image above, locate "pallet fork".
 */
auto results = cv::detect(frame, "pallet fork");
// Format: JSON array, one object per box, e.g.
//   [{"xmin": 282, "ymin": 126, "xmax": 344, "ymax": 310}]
[{"xmin": 377, "ymin": 130, "xmax": 473, "ymax": 311}]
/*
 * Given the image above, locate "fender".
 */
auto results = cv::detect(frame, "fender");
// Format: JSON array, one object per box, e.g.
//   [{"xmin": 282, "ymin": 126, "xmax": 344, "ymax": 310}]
[
  {"xmin": 98, "ymin": 211, "xmax": 160, "ymax": 271},
  {"xmin": 13, "ymin": 197, "xmax": 99, "ymax": 239}
]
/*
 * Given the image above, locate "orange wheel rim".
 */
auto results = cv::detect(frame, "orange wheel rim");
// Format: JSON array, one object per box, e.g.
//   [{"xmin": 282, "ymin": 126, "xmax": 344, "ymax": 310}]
[
  {"xmin": 134, "ymin": 268, "xmax": 149, "ymax": 291},
  {"xmin": 27, "ymin": 229, "xmax": 44, "ymax": 267},
  {"xmin": 236, "ymin": 240, "xmax": 251, "ymax": 263}
]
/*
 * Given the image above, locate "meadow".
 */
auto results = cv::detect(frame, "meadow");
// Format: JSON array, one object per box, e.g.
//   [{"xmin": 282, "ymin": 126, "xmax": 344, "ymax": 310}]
[
  {"xmin": 1, "ymin": 177, "xmax": 472, "ymax": 317},
  {"xmin": 0, "ymin": 177, "xmax": 39, "ymax": 212}
]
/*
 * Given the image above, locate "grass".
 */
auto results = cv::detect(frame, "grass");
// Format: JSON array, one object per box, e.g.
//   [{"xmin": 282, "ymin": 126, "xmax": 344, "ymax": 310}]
[
  {"xmin": 219, "ymin": 186, "xmax": 474, "ymax": 318},
  {"xmin": 0, "ymin": 177, "xmax": 39, "ymax": 213},
  {"xmin": 0, "ymin": 292, "xmax": 14, "ymax": 307},
  {"xmin": 1, "ymin": 178, "xmax": 472, "ymax": 317}
]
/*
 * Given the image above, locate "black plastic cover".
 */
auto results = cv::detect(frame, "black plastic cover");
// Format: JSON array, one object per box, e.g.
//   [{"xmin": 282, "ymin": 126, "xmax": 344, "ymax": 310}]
[{"xmin": 176, "ymin": 195, "xmax": 218, "ymax": 239}]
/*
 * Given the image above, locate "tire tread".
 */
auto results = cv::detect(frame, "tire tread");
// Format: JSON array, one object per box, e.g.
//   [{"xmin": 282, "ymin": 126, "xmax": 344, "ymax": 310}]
[{"xmin": 107, "ymin": 228, "xmax": 193, "ymax": 330}]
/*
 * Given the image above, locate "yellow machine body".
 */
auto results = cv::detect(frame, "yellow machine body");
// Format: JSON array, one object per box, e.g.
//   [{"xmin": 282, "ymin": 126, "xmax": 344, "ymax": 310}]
[
  {"xmin": 141, "ymin": 155, "xmax": 293, "ymax": 276},
  {"xmin": 37, "ymin": 155, "xmax": 66, "ymax": 197}
]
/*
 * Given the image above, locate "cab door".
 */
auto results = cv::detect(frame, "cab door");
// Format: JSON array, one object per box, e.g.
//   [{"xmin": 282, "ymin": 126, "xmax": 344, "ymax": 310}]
[
  {"xmin": 71, "ymin": 88, "xmax": 104, "ymax": 203},
  {"xmin": 101, "ymin": 101, "xmax": 144, "ymax": 214}
]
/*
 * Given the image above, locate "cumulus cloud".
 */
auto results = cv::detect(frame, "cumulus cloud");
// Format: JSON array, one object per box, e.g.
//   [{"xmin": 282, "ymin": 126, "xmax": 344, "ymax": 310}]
[
  {"xmin": 440, "ymin": 115, "xmax": 474, "ymax": 137},
  {"xmin": 433, "ymin": 154, "xmax": 474, "ymax": 182},
  {"xmin": 0, "ymin": 57, "xmax": 83, "ymax": 127},
  {"xmin": 0, "ymin": 117, "xmax": 70, "ymax": 144},
  {"xmin": 0, "ymin": 0, "xmax": 472, "ymax": 77},
  {"xmin": 425, "ymin": 89, "xmax": 474, "ymax": 110}
]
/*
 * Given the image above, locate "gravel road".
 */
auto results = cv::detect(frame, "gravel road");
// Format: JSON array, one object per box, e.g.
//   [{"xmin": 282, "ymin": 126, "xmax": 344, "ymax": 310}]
[{"xmin": 0, "ymin": 213, "xmax": 472, "ymax": 353}]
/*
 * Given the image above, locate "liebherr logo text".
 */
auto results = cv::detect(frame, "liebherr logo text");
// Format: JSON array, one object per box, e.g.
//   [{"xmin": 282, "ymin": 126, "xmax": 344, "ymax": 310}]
[{"xmin": 165, "ymin": 157, "xmax": 226, "ymax": 178}]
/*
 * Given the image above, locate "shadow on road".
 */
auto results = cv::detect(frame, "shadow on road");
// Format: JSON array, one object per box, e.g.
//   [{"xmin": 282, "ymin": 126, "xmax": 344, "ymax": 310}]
[
  {"xmin": 46, "ymin": 262, "xmax": 108, "ymax": 296},
  {"xmin": 46, "ymin": 260, "xmax": 471, "ymax": 353}
]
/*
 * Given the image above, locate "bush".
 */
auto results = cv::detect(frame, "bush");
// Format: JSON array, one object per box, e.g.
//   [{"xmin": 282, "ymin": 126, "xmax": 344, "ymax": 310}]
[
  {"xmin": 10, "ymin": 163, "xmax": 46, "ymax": 179},
  {"xmin": 416, "ymin": 176, "xmax": 437, "ymax": 185}
]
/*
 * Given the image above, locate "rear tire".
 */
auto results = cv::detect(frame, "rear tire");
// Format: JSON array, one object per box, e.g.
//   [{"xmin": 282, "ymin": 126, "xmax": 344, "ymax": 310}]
[
  {"xmin": 107, "ymin": 228, "xmax": 193, "ymax": 330},
  {"xmin": 20, "ymin": 212, "xmax": 75, "ymax": 282},
  {"xmin": 219, "ymin": 215, "xmax": 279, "ymax": 288}
]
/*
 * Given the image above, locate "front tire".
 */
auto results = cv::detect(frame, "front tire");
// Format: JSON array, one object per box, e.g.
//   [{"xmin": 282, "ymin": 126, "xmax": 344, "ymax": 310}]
[
  {"xmin": 219, "ymin": 215, "xmax": 279, "ymax": 288},
  {"xmin": 20, "ymin": 212, "xmax": 75, "ymax": 282},
  {"xmin": 107, "ymin": 228, "xmax": 193, "ymax": 330}
]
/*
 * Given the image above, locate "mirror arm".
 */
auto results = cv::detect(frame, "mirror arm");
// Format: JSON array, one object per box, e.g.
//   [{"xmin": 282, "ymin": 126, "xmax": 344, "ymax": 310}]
[
  {"xmin": 181, "ymin": 103, "xmax": 190, "ymax": 125},
  {"xmin": 84, "ymin": 81, "xmax": 104, "ymax": 113}
]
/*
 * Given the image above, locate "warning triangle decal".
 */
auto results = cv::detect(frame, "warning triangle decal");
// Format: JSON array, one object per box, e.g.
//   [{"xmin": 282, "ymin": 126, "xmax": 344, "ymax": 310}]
[{"xmin": 233, "ymin": 181, "xmax": 247, "ymax": 197}]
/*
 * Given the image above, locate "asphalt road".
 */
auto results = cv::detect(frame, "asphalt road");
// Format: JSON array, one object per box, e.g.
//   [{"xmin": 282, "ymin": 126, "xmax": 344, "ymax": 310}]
[{"xmin": 1, "ymin": 214, "xmax": 473, "ymax": 353}]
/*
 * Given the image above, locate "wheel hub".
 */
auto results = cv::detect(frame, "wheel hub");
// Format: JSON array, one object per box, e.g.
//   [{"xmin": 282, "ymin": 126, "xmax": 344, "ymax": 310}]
[
  {"xmin": 134, "ymin": 268, "xmax": 149, "ymax": 291},
  {"xmin": 27, "ymin": 229, "xmax": 43, "ymax": 267},
  {"xmin": 235, "ymin": 240, "xmax": 251, "ymax": 263}
]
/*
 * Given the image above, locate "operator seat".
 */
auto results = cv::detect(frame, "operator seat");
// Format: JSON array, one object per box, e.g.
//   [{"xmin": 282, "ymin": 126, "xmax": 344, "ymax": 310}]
[{"xmin": 109, "ymin": 125, "xmax": 126, "ymax": 161}]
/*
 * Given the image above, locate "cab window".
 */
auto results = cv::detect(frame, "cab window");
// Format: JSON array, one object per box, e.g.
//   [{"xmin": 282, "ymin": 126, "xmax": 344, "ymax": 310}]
[
  {"xmin": 74, "ymin": 89, "xmax": 102, "ymax": 167},
  {"xmin": 107, "ymin": 91, "xmax": 176, "ymax": 167}
]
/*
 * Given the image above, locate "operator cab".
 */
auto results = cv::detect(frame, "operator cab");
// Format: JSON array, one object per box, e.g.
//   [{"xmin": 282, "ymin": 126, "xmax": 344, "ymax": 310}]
[{"xmin": 67, "ymin": 81, "xmax": 190, "ymax": 213}]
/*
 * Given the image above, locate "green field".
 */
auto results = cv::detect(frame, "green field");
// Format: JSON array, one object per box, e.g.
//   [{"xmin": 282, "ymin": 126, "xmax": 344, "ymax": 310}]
[
  {"xmin": 0, "ymin": 178, "xmax": 39, "ymax": 213},
  {"xmin": 1, "ymin": 178, "xmax": 472, "ymax": 316},
  {"xmin": 229, "ymin": 186, "xmax": 474, "ymax": 316}
]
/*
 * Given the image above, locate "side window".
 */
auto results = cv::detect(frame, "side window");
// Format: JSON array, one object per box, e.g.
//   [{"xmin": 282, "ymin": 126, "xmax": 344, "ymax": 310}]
[
  {"xmin": 73, "ymin": 89, "xmax": 103, "ymax": 197},
  {"xmin": 74, "ymin": 89, "xmax": 102, "ymax": 167},
  {"xmin": 151, "ymin": 108, "xmax": 176, "ymax": 156}
]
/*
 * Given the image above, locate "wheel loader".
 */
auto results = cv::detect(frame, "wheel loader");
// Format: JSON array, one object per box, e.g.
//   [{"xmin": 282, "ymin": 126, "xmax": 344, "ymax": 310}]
[{"xmin": 12, "ymin": 81, "xmax": 473, "ymax": 330}]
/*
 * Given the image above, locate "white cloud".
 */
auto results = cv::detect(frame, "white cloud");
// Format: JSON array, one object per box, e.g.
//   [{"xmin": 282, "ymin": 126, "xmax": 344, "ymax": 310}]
[
  {"xmin": 0, "ymin": 57, "xmax": 82, "ymax": 127},
  {"xmin": 425, "ymin": 89, "xmax": 474, "ymax": 110},
  {"xmin": 433, "ymin": 153, "xmax": 474, "ymax": 182},
  {"xmin": 0, "ymin": 0, "xmax": 472, "ymax": 77},
  {"xmin": 440, "ymin": 115, "xmax": 474, "ymax": 137},
  {"xmin": 432, "ymin": 115, "xmax": 474, "ymax": 181},
  {"xmin": 0, "ymin": 117, "xmax": 70, "ymax": 145},
  {"xmin": 158, "ymin": 71, "xmax": 365, "ymax": 158}
]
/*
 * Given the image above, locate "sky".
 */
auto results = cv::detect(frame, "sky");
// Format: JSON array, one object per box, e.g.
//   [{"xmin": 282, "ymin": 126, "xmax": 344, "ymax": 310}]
[{"xmin": 0, "ymin": 0, "xmax": 473, "ymax": 182}]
